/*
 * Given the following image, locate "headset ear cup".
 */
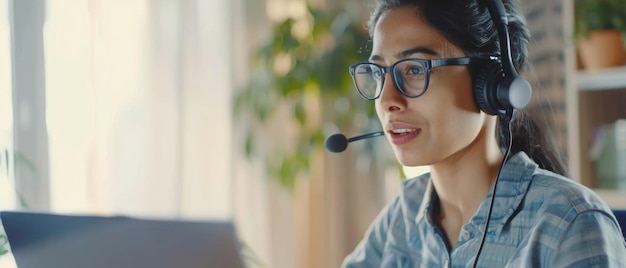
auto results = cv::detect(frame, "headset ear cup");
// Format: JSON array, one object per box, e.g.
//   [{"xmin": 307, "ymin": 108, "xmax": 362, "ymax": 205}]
[{"xmin": 473, "ymin": 62, "xmax": 505, "ymax": 116}]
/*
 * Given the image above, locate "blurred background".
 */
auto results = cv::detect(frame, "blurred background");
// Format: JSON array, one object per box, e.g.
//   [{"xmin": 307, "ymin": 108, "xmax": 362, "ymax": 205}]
[{"xmin": 0, "ymin": 0, "xmax": 625, "ymax": 267}]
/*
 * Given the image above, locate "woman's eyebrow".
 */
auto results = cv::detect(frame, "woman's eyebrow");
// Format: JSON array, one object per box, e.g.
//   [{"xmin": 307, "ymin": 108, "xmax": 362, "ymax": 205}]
[{"xmin": 369, "ymin": 46, "xmax": 440, "ymax": 62}]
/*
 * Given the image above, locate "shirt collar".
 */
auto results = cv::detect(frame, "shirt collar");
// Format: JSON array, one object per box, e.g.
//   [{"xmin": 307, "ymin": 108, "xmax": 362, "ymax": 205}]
[
  {"xmin": 414, "ymin": 152, "xmax": 537, "ymax": 234},
  {"xmin": 415, "ymin": 179, "xmax": 434, "ymax": 224}
]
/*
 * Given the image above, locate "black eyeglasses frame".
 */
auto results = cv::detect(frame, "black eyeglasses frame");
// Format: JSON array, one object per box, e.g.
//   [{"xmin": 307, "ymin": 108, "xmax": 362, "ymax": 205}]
[{"xmin": 348, "ymin": 56, "xmax": 495, "ymax": 100}]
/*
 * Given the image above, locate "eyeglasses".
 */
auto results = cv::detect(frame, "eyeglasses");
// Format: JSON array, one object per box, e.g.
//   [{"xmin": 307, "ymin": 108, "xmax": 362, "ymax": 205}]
[{"xmin": 348, "ymin": 57, "xmax": 484, "ymax": 100}]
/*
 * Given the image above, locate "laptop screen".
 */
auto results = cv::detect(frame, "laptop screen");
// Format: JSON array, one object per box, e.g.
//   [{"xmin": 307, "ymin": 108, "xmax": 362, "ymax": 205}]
[{"xmin": 0, "ymin": 211, "xmax": 246, "ymax": 268}]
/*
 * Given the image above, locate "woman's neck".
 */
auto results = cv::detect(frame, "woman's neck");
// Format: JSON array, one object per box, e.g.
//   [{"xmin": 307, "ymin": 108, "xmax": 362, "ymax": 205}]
[{"xmin": 430, "ymin": 120, "xmax": 504, "ymax": 232}]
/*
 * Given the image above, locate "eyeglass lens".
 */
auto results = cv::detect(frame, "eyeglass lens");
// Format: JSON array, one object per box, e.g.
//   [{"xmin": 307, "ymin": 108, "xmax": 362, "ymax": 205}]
[{"xmin": 352, "ymin": 60, "xmax": 427, "ymax": 99}]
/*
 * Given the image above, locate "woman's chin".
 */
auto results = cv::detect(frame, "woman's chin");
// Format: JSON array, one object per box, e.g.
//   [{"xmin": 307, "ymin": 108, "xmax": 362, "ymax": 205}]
[{"xmin": 394, "ymin": 152, "xmax": 428, "ymax": 167}]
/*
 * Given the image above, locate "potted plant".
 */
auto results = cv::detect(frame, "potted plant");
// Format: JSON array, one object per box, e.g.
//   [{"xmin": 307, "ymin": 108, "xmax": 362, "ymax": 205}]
[
  {"xmin": 234, "ymin": 3, "xmax": 382, "ymax": 189},
  {"xmin": 575, "ymin": 0, "xmax": 626, "ymax": 70}
]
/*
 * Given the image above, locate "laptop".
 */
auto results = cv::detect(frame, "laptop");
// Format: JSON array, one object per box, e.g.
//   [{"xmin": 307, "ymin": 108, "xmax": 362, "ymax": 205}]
[
  {"xmin": 0, "ymin": 211, "xmax": 247, "ymax": 268},
  {"xmin": 614, "ymin": 210, "xmax": 626, "ymax": 240}
]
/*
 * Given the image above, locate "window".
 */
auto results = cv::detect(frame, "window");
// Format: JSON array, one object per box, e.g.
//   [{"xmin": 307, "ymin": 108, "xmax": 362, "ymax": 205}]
[{"xmin": 0, "ymin": 0, "xmax": 14, "ymax": 211}]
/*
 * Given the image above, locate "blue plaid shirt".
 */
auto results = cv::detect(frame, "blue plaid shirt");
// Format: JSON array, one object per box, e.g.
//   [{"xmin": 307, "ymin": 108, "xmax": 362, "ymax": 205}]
[{"xmin": 342, "ymin": 152, "xmax": 626, "ymax": 267}]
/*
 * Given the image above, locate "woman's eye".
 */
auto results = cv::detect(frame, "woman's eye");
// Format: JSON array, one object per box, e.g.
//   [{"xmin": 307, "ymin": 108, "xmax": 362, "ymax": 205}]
[
  {"xmin": 406, "ymin": 66, "xmax": 422, "ymax": 75},
  {"xmin": 373, "ymin": 69, "xmax": 383, "ymax": 79},
  {"xmin": 402, "ymin": 66, "xmax": 425, "ymax": 80}
]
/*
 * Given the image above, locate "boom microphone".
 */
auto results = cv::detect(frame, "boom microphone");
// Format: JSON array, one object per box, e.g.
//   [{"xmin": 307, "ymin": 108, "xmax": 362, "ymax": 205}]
[{"xmin": 324, "ymin": 131, "xmax": 384, "ymax": 153}]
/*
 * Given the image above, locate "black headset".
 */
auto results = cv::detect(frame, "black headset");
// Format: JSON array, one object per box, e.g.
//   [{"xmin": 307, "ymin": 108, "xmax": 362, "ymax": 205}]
[
  {"xmin": 472, "ymin": 0, "xmax": 532, "ymax": 117},
  {"xmin": 472, "ymin": 1, "xmax": 533, "ymax": 267}
]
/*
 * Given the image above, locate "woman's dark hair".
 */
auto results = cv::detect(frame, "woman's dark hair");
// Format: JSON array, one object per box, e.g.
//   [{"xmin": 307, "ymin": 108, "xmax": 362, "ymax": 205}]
[{"xmin": 367, "ymin": 0, "xmax": 568, "ymax": 176}]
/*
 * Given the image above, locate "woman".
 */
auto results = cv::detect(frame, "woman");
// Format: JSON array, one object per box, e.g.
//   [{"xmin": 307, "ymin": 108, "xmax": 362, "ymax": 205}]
[{"xmin": 341, "ymin": 0, "xmax": 626, "ymax": 267}]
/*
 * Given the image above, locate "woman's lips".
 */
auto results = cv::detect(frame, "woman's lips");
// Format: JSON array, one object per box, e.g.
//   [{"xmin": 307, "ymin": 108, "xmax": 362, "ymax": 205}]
[
  {"xmin": 385, "ymin": 122, "xmax": 421, "ymax": 146},
  {"xmin": 388, "ymin": 128, "xmax": 421, "ymax": 146}
]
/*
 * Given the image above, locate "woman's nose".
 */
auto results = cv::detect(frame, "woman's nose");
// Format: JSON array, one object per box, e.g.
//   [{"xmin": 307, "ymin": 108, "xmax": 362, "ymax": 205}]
[{"xmin": 377, "ymin": 74, "xmax": 407, "ymax": 112}]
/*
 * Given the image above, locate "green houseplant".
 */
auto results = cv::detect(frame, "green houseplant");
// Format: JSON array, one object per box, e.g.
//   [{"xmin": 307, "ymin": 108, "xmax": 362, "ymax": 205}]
[
  {"xmin": 234, "ymin": 2, "xmax": 389, "ymax": 189},
  {"xmin": 0, "ymin": 149, "xmax": 37, "ymax": 258},
  {"xmin": 0, "ymin": 234, "xmax": 7, "ymax": 256},
  {"xmin": 0, "ymin": 149, "xmax": 37, "ymax": 208},
  {"xmin": 574, "ymin": 0, "xmax": 626, "ymax": 69},
  {"xmin": 574, "ymin": 0, "xmax": 626, "ymax": 37}
]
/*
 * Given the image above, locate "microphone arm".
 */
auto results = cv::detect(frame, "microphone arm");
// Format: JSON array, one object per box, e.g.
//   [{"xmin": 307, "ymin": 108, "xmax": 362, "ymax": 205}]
[
  {"xmin": 347, "ymin": 131, "xmax": 385, "ymax": 142},
  {"xmin": 324, "ymin": 131, "xmax": 385, "ymax": 153}
]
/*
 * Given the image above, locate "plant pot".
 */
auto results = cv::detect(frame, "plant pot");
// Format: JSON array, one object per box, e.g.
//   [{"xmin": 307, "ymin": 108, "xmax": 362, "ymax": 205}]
[{"xmin": 577, "ymin": 30, "xmax": 626, "ymax": 70}]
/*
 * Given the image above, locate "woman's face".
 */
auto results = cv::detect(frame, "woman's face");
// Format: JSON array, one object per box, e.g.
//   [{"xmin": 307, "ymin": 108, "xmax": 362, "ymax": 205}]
[{"xmin": 371, "ymin": 6, "xmax": 488, "ymax": 166}]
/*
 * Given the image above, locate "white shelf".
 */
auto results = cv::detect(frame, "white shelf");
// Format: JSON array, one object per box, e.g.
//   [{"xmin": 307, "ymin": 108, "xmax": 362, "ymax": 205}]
[{"xmin": 577, "ymin": 66, "xmax": 626, "ymax": 91}]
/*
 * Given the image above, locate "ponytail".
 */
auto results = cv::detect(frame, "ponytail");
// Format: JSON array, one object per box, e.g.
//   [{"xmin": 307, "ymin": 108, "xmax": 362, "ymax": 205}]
[{"xmin": 497, "ymin": 110, "xmax": 568, "ymax": 176}]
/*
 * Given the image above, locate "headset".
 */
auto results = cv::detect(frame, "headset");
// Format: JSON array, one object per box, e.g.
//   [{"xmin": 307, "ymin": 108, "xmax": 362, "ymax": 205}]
[
  {"xmin": 473, "ymin": 0, "xmax": 532, "ymax": 118},
  {"xmin": 472, "ymin": 0, "xmax": 532, "ymax": 266}
]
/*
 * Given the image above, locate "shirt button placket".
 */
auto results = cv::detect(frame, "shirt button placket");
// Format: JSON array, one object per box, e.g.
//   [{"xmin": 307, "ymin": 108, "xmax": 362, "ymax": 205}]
[{"xmin": 443, "ymin": 258, "xmax": 449, "ymax": 268}]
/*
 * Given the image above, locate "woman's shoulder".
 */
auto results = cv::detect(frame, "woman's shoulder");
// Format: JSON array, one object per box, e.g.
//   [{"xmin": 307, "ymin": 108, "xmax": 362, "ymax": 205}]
[
  {"xmin": 527, "ymin": 166, "xmax": 612, "ymax": 215},
  {"xmin": 513, "ymin": 167, "xmax": 626, "ymax": 266},
  {"xmin": 503, "ymin": 152, "xmax": 611, "ymax": 214}
]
